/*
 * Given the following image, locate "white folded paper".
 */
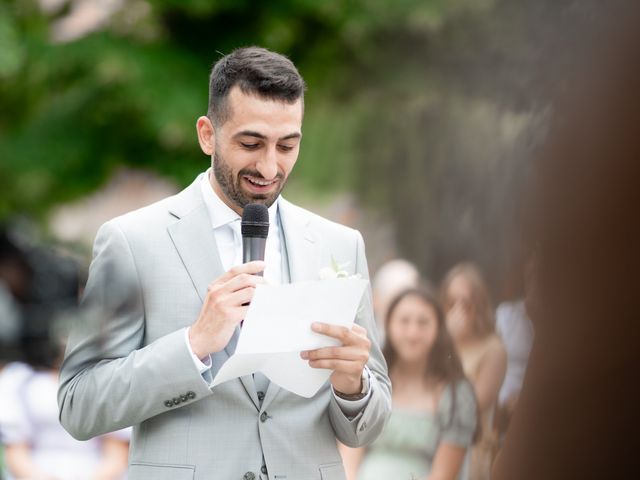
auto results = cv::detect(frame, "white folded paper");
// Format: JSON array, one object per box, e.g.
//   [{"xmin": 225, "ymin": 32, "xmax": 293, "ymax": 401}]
[{"xmin": 211, "ymin": 277, "xmax": 368, "ymax": 397}]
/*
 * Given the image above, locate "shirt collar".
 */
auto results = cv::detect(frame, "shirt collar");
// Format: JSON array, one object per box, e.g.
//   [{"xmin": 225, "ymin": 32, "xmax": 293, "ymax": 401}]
[{"xmin": 199, "ymin": 169, "xmax": 279, "ymax": 230}]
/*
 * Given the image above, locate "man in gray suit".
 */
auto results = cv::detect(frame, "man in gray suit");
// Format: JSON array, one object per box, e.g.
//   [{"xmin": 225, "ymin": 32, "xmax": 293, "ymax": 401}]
[{"xmin": 58, "ymin": 47, "xmax": 391, "ymax": 480}]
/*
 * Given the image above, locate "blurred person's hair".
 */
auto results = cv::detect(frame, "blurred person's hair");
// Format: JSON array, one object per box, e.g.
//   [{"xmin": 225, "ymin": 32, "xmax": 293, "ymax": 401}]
[
  {"xmin": 0, "ymin": 226, "xmax": 33, "ymax": 300},
  {"xmin": 440, "ymin": 262, "xmax": 495, "ymax": 337},
  {"xmin": 207, "ymin": 46, "xmax": 306, "ymax": 127},
  {"xmin": 372, "ymin": 259, "xmax": 421, "ymax": 297}
]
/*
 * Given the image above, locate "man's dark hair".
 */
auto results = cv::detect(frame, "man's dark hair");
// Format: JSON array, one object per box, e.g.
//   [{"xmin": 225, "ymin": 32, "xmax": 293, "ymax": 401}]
[{"xmin": 207, "ymin": 46, "xmax": 306, "ymax": 127}]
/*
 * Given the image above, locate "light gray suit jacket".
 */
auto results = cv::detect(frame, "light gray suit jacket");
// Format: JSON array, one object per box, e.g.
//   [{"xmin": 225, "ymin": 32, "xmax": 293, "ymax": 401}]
[{"xmin": 58, "ymin": 174, "xmax": 391, "ymax": 480}]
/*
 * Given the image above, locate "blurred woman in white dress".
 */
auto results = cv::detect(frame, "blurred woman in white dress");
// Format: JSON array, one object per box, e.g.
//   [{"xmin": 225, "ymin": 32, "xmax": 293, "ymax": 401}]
[{"xmin": 0, "ymin": 322, "xmax": 130, "ymax": 480}]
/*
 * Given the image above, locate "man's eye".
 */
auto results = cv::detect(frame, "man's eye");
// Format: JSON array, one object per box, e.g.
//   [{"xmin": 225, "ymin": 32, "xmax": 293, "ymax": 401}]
[
  {"xmin": 278, "ymin": 144, "xmax": 294, "ymax": 152},
  {"xmin": 241, "ymin": 143, "xmax": 260, "ymax": 150}
]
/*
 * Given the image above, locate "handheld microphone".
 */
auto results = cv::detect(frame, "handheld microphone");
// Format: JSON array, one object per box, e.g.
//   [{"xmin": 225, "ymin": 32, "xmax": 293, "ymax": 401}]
[{"xmin": 241, "ymin": 203, "xmax": 270, "ymax": 276}]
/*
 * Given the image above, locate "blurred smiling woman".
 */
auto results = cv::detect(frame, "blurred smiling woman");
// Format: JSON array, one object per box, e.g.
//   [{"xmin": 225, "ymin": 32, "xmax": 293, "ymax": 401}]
[{"xmin": 342, "ymin": 288, "xmax": 478, "ymax": 480}]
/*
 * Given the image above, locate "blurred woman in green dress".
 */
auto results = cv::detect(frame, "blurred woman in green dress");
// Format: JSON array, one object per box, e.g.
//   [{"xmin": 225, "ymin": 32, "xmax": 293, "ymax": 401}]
[{"xmin": 342, "ymin": 288, "xmax": 478, "ymax": 480}]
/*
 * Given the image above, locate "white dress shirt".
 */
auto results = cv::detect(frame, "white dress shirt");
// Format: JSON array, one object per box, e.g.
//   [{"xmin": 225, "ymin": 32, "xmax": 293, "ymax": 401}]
[{"xmin": 184, "ymin": 170, "xmax": 371, "ymax": 415}]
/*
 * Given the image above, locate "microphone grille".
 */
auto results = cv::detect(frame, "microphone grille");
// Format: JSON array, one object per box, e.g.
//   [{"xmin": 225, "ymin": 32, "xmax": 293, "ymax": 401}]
[{"xmin": 241, "ymin": 203, "xmax": 270, "ymax": 238}]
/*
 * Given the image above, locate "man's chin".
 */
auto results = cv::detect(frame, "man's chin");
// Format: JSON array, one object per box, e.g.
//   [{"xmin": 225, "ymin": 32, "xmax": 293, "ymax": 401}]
[{"xmin": 238, "ymin": 188, "xmax": 281, "ymax": 208}]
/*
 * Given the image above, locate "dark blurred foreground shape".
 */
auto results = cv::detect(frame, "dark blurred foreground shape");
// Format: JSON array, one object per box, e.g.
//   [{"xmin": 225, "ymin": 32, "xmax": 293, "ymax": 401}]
[
  {"xmin": 0, "ymin": 227, "xmax": 131, "ymax": 478},
  {"xmin": 492, "ymin": 4, "xmax": 640, "ymax": 479},
  {"xmin": 0, "ymin": 225, "xmax": 80, "ymax": 366}
]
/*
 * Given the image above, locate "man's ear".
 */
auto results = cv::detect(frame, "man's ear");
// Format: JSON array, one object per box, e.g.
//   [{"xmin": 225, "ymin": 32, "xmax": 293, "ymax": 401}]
[{"xmin": 196, "ymin": 116, "xmax": 215, "ymax": 155}]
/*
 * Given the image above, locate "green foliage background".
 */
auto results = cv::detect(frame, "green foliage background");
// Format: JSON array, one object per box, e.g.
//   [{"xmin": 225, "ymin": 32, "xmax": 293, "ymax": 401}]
[
  {"xmin": 0, "ymin": 0, "xmax": 605, "ymax": 290},
  {"xmin": 0, "ymin": 0, "xmax": 496, "ymax": 217}
]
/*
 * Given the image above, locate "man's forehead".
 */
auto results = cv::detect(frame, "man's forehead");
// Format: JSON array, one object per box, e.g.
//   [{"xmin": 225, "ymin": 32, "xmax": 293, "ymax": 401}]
[{"xmin": 225, "ymin": 86, "xmax": 303, "ymax": 135}]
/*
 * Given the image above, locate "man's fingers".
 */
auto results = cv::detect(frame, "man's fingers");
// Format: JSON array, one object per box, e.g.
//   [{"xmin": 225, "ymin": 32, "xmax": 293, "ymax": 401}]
[
  {"xmin": 301, "ymin": 346, "xmax": 367, "ymax": 362},
  {"xmin": 227, "ymin": 286, "xmax": 257, "ymax": 307},
  {"xmin": 213, "ymin": 261, "xmax": 266, "ymax": 285},
  {"xmin": 352, "ymin": 323, "xmax": 367, "ymax": 337},
  {"xmin": 223, "ymin": 272, "xmax": 266, "ymax": 293},
  {"xmin": 207, "ymin": 282, "xmax": 223, "ymax": 293},
  {"xmin": 311, "ymin": 322, "xmax": 369, "ymax": 346},
  {"xmin": 307, "ymin": 358, "xmax": 363, "ymax": 374},
  {"xmin": 311, "ymin": 323, "xmax": 354, "ymax": 343}
]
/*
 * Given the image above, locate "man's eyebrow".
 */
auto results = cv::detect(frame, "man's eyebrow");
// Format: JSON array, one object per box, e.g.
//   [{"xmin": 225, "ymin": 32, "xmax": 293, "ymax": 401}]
[
  {"xmin": 279, "ymin": 132, "xmax": 302, "ymax": 141},
  {"xmin": 234, "ymin": 130, "xmax": 267, "ymax": 140},
  {"xmin": 233, "ymin": 130, "xmax": 302, "ymax": 141}
]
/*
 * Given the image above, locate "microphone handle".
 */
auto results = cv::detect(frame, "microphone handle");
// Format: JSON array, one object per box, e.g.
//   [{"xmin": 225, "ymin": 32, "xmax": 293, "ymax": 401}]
[{"xmin": 242, "ymin": 236, "xmax": 267, "ymax": 277}]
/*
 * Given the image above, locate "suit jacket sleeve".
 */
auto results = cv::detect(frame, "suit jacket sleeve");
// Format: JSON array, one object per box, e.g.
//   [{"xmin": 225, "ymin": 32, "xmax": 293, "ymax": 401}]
[
  {"xmin": 57, "ymin": 220, "xmax": 214, "ymax": 441},
  {"xmin": 327, "ymin": 230, "xmax": 392, "ymax": 447}
]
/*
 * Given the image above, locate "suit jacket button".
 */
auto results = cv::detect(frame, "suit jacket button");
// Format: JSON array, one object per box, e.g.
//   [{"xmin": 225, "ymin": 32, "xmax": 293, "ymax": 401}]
[
  {"xmin": 261, "ymin": 465, "xmax": 268, "ymax": 475},
  {"xmin": 243, "ymin": 472, "xmax": 255, "ymax": 480},
  {"xmin": 180, "ymin": 394, "xmax": 188, "ymax": 402},
  {"xmin": 260, "ymin": 411, "xmax": 269, "ymax": 422},
  {"xmin": 173, "ymin": 397, "xmax": 181, "ymax": 405},
  {"xmin": 187, "ymin": 391, "xmax": 196, "ymax": 399},
  {"xmin": 164, "ymin": 400, "xmax": 173, "ymax": 408},
  {"xmin": 257, "ymin": 391, "xmax": 265, "ymax": 401}
]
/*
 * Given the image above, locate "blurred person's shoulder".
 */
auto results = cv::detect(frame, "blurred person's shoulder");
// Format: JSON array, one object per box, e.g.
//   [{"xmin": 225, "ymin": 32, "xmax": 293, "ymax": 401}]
[
  {"xmin": 438, "ymin": 378, "xmax": 478, "ymax": 431},
  {"xmin": 485, "ymin": 332, "xmax": 506, "ymax": 349},
  {"xmin": 482, "ymin": 332, "xmax": 507, "ymax": 364},
  {"xmin": 443, "ymin": 378, "xmax": 476, "ymax": 406}
]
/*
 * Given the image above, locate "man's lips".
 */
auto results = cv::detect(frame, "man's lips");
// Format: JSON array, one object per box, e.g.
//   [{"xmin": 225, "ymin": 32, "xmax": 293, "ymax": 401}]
[{"xmin": 242, "ymin": 175, "xmax": 279, "ymax": 192}]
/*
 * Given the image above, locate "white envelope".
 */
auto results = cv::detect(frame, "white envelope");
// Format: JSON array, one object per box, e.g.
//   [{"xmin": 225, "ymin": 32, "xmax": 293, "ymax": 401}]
[{"xmin": 211, "ymin": 277, "xmax": 368, "ymax": 397}]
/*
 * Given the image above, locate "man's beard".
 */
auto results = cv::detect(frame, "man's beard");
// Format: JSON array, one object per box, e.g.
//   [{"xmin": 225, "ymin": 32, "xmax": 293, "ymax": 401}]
[{"xmin": 212, "ymin": 149, "xmax": 286, "ymax": 210}]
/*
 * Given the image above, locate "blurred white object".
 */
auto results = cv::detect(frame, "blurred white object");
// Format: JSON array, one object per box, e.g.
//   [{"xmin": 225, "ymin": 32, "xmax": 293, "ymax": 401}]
[
  {"xmin": 495, "ymin": 299, "xmax": 534, "ymax": 405},
  {"xmin": 0, "ymin": 364, "xmax": 130, "ymax": 480},
  {"xmin": 213, "ymin": 278, "xmax": 368, "ymax": 398}
]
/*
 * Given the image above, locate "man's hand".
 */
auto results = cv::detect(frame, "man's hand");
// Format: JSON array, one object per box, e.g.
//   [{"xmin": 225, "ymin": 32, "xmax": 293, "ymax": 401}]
[
  {"xmin": 300, "ymin": 323, "xmax": 371, "ymax": 395},
  {"xmin": 189, "ymin": 261, "xmax": 265, "ymax": 359}
]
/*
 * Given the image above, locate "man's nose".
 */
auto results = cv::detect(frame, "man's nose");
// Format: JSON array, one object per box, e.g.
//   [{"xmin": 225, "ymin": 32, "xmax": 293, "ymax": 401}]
[{"xmin": 256, "ymin": 147, "xmax": 279, "ymax": 180}]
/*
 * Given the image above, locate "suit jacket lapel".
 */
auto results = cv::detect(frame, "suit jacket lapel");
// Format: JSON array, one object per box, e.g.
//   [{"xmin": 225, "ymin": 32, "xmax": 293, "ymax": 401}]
[
  {"xmin": 166, "ymin": 177, "xmax": 225, "ymax": 304},
  {"xmin": 166, "ymin": 175, "xmax": 259, "ymax": 409},
  {"xmin": 278, "ymin": 198, "xmax": 319, "ymax": 283},
  {"xmin": 261, "ymin": 199, "xmax": 319, "ymax": 412}
]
